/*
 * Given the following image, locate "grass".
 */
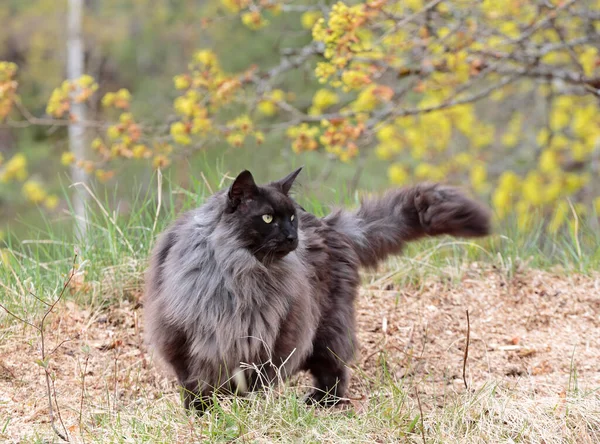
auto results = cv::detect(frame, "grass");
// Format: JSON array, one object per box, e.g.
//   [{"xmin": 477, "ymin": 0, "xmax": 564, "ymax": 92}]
[{"xmin": 1, "ymin": 169, "xmax": 600, "ymax": 443}]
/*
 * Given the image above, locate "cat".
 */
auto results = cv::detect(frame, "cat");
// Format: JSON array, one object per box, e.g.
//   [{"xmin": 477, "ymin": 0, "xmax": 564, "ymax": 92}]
[{"xmin": 143, "ymin": 167, "xmax": 491, "ymax": 411}]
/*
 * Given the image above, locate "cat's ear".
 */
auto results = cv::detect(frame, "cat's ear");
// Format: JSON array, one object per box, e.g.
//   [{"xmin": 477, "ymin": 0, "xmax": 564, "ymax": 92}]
[
  {"xmin": 228, "ymin": 170, "xmax": 258, "ymax": 207},
  {"xmin": 274, "ymin": 167, "xmax": 303, "ymax": 195}
]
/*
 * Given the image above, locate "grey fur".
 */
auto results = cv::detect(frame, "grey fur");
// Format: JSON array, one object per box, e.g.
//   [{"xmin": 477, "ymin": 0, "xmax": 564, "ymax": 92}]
[{"xmin": 144, "ymin": 174, "xmax": 490, "ymax": 410}]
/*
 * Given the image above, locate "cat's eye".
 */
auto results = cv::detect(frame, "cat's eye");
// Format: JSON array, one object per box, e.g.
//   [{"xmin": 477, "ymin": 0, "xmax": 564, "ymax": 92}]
[
  {"xmin": 291, "ymin": 215, "xmax": 295, "ymax": 222},
  {"xmin": 262, "ymin": 214, "xmax": 273, "ymax": 224}
]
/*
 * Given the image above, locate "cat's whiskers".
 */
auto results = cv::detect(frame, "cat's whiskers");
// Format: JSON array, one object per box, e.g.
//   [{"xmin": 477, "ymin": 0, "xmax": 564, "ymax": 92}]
[{"xmin": 251, "ymin": 241, "xmax": 281, "ymax": 266}]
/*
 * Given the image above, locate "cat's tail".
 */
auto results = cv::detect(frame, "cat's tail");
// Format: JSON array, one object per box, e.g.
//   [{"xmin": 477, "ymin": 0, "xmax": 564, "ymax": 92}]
[{"xmin": 324, "ymin": 183, "xmax": 491, "ymax": 268}]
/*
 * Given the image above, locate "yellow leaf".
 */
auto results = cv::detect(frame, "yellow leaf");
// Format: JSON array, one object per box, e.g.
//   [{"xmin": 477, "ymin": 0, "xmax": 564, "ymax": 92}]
[
  {"xmin": 152, "ymin": 155, "xmax": 170, "ymax": 169},
  {"xmin": 536, "ymin": 128, "xmax": 550, "ymax": 146},
  {"xmin": 499, "ymin": 21, "xmax": 520, "ymax": 39},
  {"xmin": 170, "ymin": 122, "xmax": 191, "ymax": 145},
  {"xmin": 301, "ymin": 11, "xmax": 322, "ymax": 30},
  {"xmin": 22, "ymin": 180, "xmax": 47, "ymax": 204},
  {"xmin": 258, "ymin": 100, "xmax": 277, "ymax": 116},
  {"xmin": 312, "ymin": 89, "xmax": 339, "ymax": 111},
  {"xmin": 498, "ymin": 170, "xmax": 521, "ymax": 191},
  {"xmin": 388, "ymin": 164, "xmax": 408, "ymax": 185},
  {"xmin": 0, "ymin": 153, "xmax": 28, "ymax": 183},
  {"xmin": 578, "ymin": 47, "xmax": 598, "ymax": 77},
  {"xmin": 594, "ymin": 196, "xmax": 600, "ymax": 215},
  {"xmin": 492, "ymin": 188, "xmax": 511, "ymax": 218},
  {"xmin": 241, "ymin": 11, "xmax": 269, "ymax": 30},
  {"xmin": 470, "ymin": 163, "xmax": 488, "ymax": 193},
  {"xmin": 61, "ymin": 152, "xmax": 75, "ymax": 166},
  {"xmin": 102, "ymin": 92, "xmax": 115, "ymax": 108},
  {"xmin": 539, "ymin": 150, "xmax": 560, "ymax": 173},
  {"xmin": 44, "ymin": 195, "xmax": 59, "ymax": 210},
  {"xmin": 132, "ymin": 144, "xmax": 149, "ymax": 159},
  {"xmin": 173, "ymin": 75, "xmax": 190, "ymax": 90},
  {"xmin": 549, "ymin": 107, "xmax": 569, "ymax": 131},
  {"xmin": 375, "ymin": 144, "xmax": 393, "ymax": 160},
  {"xmin": 548, "ymin": 201, "xmax": 569, "ymax": 233},
  {"xmin": 522, "ymin": 172, "xmax": 544, "ymax": 205}
]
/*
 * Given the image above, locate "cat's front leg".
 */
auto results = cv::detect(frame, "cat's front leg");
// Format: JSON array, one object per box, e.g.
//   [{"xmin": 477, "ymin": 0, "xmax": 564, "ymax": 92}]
[
  {"xmin": 181, "ymin": 380, "xmax": 213, "ymax": 414},
  {"xmin": 302, "ymin": 302, "xmax": 355, "ymax": 407}
]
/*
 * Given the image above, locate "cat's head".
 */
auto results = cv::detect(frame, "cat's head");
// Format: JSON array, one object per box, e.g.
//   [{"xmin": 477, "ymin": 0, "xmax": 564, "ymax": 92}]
[{"xmin": 224, "ymin": 167, "xmax": 303, "ymax": 262}]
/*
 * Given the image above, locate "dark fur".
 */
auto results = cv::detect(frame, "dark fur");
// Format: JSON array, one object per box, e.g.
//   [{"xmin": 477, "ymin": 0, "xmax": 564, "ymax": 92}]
[{"xmin": 144, "ymin": 168, "xmax": 491, "ymax": 411}]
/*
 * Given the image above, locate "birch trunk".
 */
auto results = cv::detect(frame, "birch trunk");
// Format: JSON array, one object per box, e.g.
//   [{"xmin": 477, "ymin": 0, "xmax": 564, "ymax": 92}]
[{"xmin": 67, "ymin": 0, "xmax": 88, "ymax": 238}]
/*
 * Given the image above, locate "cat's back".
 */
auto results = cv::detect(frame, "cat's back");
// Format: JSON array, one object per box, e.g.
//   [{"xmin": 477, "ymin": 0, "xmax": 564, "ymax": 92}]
[{"xmin": 296, "ymin": 207, "xmax": 361, "ymax": 305}]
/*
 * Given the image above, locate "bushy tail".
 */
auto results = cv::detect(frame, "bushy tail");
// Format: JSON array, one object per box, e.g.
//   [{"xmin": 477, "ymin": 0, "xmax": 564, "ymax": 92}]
[{"xmin": 324, "ymin": 183, "xmax": 491, "ymax": 268}]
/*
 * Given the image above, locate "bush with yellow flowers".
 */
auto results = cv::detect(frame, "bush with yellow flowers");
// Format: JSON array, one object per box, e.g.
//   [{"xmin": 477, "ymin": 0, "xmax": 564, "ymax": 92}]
[
  {"xmin": 46, "ymin": 75, "xmax": 98, "ymax": 118},
  {"xmin": 0, "ymin": 153, "xmax": 59, "ymax": 210},
  {"xmin": 2, "ymin": 0, "xmax": 600, "ymax": 235},
  {"xmin": 0, "ymin": 62, "xmax": 18, "ymax": 120},
  {"xmin": 218, "ymin": 0, "xmax": 600, "ymax": 234},
  {"xmin": 258, "ymin": 89, "xmax": 287, "ymax": 117}
]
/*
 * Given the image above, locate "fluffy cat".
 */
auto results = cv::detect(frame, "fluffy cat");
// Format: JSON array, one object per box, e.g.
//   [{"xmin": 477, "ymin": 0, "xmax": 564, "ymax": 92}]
[{"xmin": 144, "ymin": 167, "xmax": 490, "ymax": 411}]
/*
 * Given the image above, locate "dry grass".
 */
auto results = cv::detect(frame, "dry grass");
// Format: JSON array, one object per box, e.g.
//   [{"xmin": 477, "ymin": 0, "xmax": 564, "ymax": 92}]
[{"xmin": 1, "ymin": 262, "xmax": 599, "ymax": 443}]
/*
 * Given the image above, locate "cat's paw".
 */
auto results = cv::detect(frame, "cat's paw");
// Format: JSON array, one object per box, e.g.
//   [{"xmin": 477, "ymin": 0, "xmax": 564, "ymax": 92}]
[
  {"xmin": 303, "ymin": 388, "xmax": 348, "ymax": 407},
  {"xmin": 413, "ymin": 183, "xmax": 491, "ymax": 237},
  {"xmin": 182, "ymin": 388, "xmax": 213, "ymax": 415}
]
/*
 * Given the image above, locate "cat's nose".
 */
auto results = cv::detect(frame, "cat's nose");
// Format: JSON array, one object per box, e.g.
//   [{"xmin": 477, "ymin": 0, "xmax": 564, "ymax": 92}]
[{"xmin": 286, "ymin": 233, "xmax": 297, "ymax": 243}]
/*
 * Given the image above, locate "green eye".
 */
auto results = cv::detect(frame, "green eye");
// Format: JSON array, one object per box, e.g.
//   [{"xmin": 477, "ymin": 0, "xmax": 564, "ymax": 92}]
[
  {"xmin": 262, "ymin": 214, "xmax": 273, "ymax": 224},
  {"xmin": 291, "ymin": 215, "xmax": 295, "ymax": 221}
]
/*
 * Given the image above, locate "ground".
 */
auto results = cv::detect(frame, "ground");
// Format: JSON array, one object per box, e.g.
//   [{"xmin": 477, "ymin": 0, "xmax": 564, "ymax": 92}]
[{"xmin": 1, "ymin": 263, "xmax": 599, "ymax": 443}]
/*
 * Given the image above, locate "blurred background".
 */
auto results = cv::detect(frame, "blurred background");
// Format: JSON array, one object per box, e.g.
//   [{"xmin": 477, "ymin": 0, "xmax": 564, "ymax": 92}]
[{"xmin": 1, "ymin": 0, "xmax": 599, "ymax": 242}]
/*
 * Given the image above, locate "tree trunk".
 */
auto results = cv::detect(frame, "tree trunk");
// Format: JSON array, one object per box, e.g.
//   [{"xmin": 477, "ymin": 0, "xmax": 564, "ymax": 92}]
[{"xmin": 67, "ymin": 0, "xmax": 88, "ymax": 238}]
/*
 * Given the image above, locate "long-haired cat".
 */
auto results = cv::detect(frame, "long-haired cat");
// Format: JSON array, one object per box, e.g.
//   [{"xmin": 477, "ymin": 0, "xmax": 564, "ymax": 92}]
[{"xmin": 144, "ymin": 168, "xmax": 490, "ymax": 411}]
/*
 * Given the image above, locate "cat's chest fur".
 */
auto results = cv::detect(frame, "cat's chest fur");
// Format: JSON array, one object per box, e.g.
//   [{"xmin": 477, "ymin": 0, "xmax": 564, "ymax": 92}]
[{"xmin": 159, "ymin": 213, "xmax": 318, "ymax": 373}]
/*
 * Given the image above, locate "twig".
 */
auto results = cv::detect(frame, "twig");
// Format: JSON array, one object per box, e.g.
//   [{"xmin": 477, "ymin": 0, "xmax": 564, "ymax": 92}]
[
  {"xmin": 414, "ymin": 387, "xmax": 427, "ymax": 444},
  {"xmin": 0, "ymin": 303, "xmax": 39, "ymax": 331},
  {"xmin": 499, "ymin": 0, "xmax": 578, "ymax": 48},
  {"xmin": 7, "ymin": 98, "xmax": 174, "ymax": 134},
  {"xmin": 252, "ymin": 42, "xmax": 323, "ymax": 95},
  {"xmin": 462, "ymin": 309, "xmax": 470, "ymax": 390},
  {"xmin": 548, "ymin": 17, "xmax": 585, "ymax": 75},
  {"xmin": 49, "ymin": 369, "xmax": 68, "ymax": 441},
  {"xmin": 0, "ymin": 256, "xmax": 78, "ymax": 442},
  {"xmin": 49, "ymin": 336, "xmax": 78, "ymax": 356},
  {"xmin": 393, "ymin": 74, "xmax": 521, "ymax": 119},
  {"xmin": 390, "ymin": 0, "xmax": 444, "ymax": 32},
  {"xmin": 10, "ymin": 100, "xmax": 107, "ymax": 129},
  {"xmin": 39, "ymin": 255, "xmax": 77, "ymax": 442},
  {"xmin": 495, "ymin": 66, "xmax": 600, "ymax": 89},
  {"xmin": 79, "ymin": 351, "xmax": 90, "ymax": 443},
  {"xmin": 28, "ymin": 291, "xmax": 51, "ymax": 307}
]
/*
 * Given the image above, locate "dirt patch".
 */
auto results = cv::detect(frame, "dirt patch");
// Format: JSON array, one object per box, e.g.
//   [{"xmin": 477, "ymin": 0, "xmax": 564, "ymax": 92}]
[
  {"xmin": 354, "ymin": 265, "xmax": 600, "ymax": 397},
  {"xmin": 1, "ymin": 266, "xmax": 599, "ymax": 441}
]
